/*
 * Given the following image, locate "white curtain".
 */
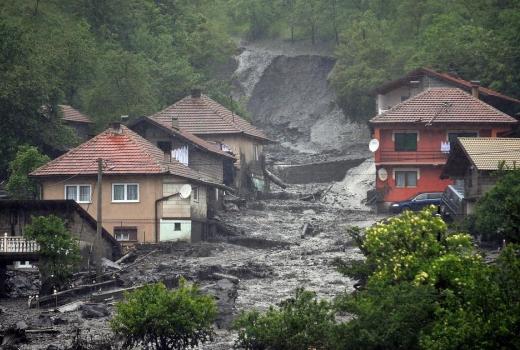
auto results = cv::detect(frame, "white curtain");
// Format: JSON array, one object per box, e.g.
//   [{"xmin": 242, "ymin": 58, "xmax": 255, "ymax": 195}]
[{"xmin": 172, "ymin": 145, "xmax": 189, "ymax": 166}]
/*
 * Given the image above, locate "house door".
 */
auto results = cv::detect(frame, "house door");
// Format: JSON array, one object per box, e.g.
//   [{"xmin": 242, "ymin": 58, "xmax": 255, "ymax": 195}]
[{"xmin": 159, "ymin": 219, "xmax": 192, "ymax": 242}]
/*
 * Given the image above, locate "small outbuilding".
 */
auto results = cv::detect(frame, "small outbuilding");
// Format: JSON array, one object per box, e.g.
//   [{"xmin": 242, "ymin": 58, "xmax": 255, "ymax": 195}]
[{"xmin": 441, "ymin": 137, "xmax": 520, "ymax": 216}]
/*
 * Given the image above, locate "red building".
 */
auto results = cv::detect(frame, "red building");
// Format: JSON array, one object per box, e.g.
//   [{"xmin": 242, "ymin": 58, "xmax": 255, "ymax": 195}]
[{"xmin": 369, "ymin": 88, "xmax": 517, "ymax": 208}]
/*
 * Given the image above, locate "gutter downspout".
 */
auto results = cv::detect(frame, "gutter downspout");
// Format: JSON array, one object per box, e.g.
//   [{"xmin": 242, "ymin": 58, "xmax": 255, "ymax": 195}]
[{"xmin": 155, "ymin": 192, "xmax": 181, "ymax": 243}]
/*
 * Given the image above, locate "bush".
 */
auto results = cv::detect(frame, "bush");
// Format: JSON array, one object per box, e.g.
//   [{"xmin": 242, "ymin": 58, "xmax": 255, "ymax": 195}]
[
  {"xmin": 233, "ymin": 288, "xmax": 337, "ymax": 350},
  {"xmin": 474, "ymin": 169, "xmax": 520, "ymax": 243},
  {"xmin": 6, "ymin": 145, "xmax": 49, "ymax": 199},
  {"xmin": 24, "ymin": 215, "xmax": 81, "ymax": 294},
  {"xmin": 111, "ymin": 280, "xmax": 217, "ymax": 350}
]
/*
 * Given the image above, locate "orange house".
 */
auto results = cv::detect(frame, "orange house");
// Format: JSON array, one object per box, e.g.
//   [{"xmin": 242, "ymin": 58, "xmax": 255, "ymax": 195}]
[{"xmin": 369, "ymin": 88, "xmax": 516, "ymax": 209}]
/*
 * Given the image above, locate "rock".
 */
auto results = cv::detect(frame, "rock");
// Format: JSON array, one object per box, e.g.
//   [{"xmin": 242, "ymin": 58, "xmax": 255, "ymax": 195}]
[
  {"xmin": 57, "ymin": 301, "xmax": 84, "ymax": 313},
  {"xmin": 46, "ymin": 345, "xmax": 59, "ymax": 350},
  {"xmin": 1, "ymin": 323, "xmax": 27, "ymax": 346},
  {"xmin": 101, "ymin": 258, "xmax": 122, "ymax": 271},
  {"xmin": 212, "ymin": 273, "xmax": 239, "ymax": 284},
  {"xmin": 201, "ymin": 279, "xmax": 238, "ymax": 329},
  {"xmin": 156, "ymin": 262, "xmax": 171, "ymax": 272},
  {"xmin": 79, "ymin": 303, "xmax": 110, "ymax": 319},
  {"xmin": 4, "ymin": 270, "xmax": 40, "ymax": 298},
  {"xmin": 15, "ymin": 321, "xmax": 28, "ymax": 331},
  {"xmin": 223, "ymin": 202, "xmax": 239, "ymax": 212},
  {"xmin": 302, "ymin": 209, "xmax": 316, "ymax": 215},
  {"xmin": 52, "ymin": 316, "xmax": 68, "ymax": 325}
]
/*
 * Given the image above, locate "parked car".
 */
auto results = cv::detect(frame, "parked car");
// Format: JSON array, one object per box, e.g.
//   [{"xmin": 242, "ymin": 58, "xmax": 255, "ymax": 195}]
[{"xmin": 390, "ymin": 192, "xmax": 443, "ymax": 213}]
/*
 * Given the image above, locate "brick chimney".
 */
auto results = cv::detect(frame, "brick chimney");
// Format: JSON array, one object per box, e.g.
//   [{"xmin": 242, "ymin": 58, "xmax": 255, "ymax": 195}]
[
  {"xmin": 171, "ymin": 117, "xmax": 179, "ymax": 129},
  {"xmin": 470, "ymin": 80, "xmax": 480, "ymax": 99},
  {"xmin": 191, "ymin": 88, "xmax": 202, "ymax": 98}
]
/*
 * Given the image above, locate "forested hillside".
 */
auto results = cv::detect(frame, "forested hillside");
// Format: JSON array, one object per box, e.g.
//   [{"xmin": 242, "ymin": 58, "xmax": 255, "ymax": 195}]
[
  {"xmin": 229, "ymin": 0, "xmax": 520, "ymax": 119},
  {"xmin": 1, "ymin": 0, "xmax": 520, "ymax": 177},
  {"xmin": 0, "ymin": 0, "xmax": 235, "ymax": 177}
]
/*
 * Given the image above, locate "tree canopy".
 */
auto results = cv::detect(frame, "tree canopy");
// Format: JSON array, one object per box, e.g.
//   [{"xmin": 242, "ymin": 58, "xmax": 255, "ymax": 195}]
[
  {"xmin": 0, "ymin": 0, "xmax": 235, "ymax": 178},
  {"xmin": 226, "ymin": 0, "xmax": 520, "ymax": 120}
]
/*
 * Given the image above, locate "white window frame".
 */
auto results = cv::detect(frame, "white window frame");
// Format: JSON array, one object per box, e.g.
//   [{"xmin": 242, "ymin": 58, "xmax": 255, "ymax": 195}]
[
  {"xmin": 115, "ymin": 231, "xmax": 130, "ymax": 241},
  {"xmin": 393, "ymin": 168, "xmax": 420, "ymax": 188},
  {"xmin": 254, "ymin": 145, "xmax": 260, "ymax": 161},
  {"xmin": 112, "ymin": 183, "xmax": 140, "ymax": 203},
  {"xmin": 64, "ymin": 184, "xmax": 92, "ymax": 203}
]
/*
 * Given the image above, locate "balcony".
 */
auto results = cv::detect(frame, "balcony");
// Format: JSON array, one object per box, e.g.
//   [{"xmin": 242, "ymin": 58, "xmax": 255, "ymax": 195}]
[
  {"xmin": 378, "ymin": 148, "xmax": 449, "ymax": 165},
  {"xmin": 0, "ymin": 234, "xmax": 40, "ymax": 263}
]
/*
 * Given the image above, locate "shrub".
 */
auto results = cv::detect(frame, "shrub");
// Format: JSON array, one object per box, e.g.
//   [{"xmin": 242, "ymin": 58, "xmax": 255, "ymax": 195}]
[
  {"xmin": 6, "ymin": 145, "xmax": 49, "ymax": 199},
  {"xmin": 474, "ymin": 169, "xmax": 520, "ymax": 243},
  {"xmin": 24, "ymin": 215, "xmax": 81, "ymax": 294},
  {"xmin": 111, "ymin": 280, "xmax": 217, "ymax": 350},
  {"xmin": 233, "ymin": 288, "xmax": 337, "ymax": 350}
]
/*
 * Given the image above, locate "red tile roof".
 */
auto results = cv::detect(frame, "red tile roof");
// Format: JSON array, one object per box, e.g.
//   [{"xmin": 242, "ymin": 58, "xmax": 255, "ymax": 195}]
[
  {"xmin": 375, "ymin": 68, "xmax": 520, "ymax": 104},
  {"xmin": 370, "ymin": 88, "xmax": 518, "ymax": 125},
  {"xmin": 130, "ymin": 117, "xmax": 235, "ymax": 160},
  {"xmin": 59, "ymin": 105, "xmax": 94, "ymax": 124},
  {"xmin": 30, "ymin": 125, "xmax": 215, "ymax": 184},
  {"xmin": 150, "ymin": 95, "xmax": 270, "ymax": 141}
]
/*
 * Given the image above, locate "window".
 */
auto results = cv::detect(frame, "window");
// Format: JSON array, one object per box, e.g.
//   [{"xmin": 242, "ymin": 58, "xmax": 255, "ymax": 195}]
[
  {"xmin": 394, "ymin": 133, "xmax": 417, "ymax": 151},
  {"xmin": 65, "ymin": 185, "xmax": 91, "ymax": 203},
  {"xmin": 174, "ymin": 223, "xmax": 181, "ymax": 231},
  {"xmin": 395, "ymin": 171, "xmax": 417, "ymax": 188},
  {"xmin": 254, "ymin": 145, "xmax": 260, "ymax": 161},
  {"xmin": 157, "ymin": 141, "xmax": 172, "ymax": 153},
  {"xmin": 414, "ymin": 193, "xmax": 428, "ymax": 200},
  {"xmin": 192, "ymin": 187, "xmax": 199, "ymax": 202},
  {"xmin": 112, "ymin": 183, "xmax": 139, "ymax": 202},
  {"xmin": 114, "ymin": 227, "xmax": 137, "ymax": 241},
  {"xmin": 427, "ymin": 193, "xmax": 442, "ymax": 199}
]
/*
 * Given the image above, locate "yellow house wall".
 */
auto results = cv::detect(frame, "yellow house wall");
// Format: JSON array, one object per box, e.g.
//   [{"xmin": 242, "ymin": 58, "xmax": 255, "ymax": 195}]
[{"xmin": 39, "ymin": 174, "xmax": 207, "ymax": 244}]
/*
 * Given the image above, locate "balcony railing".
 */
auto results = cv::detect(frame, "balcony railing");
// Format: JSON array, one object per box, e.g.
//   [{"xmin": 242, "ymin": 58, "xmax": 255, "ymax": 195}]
[
  {"xmin": 378, "ymin": 150, "xmax": 449, "ymax": 163},
  {"xmin": 0, "ymin": 234, "xmax": 40, "ymax": 254}
]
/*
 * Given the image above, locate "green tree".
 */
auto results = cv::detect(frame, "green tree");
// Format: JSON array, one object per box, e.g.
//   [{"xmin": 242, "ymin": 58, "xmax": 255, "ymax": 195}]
[
  {"xmin": 25, "ymin": 215, "xmax": 81, "ymax": 294},
  {"xmin": 474, "ymin": 169, "xmax": 520, "ymax": 243},
  {"xmin": 6, "ymin": 145, "xmax": 50, "ymax": 199},
  {"xmin": 111, "ymin": 280, "xmax": 217, "ymax": 350},
  {"xmin": 334, "ymin": 207, "xmax": 520, "ymax": 349},
  {"xmin": 233, "ymin": 288, "xmax": 337, "ymax": 350}
]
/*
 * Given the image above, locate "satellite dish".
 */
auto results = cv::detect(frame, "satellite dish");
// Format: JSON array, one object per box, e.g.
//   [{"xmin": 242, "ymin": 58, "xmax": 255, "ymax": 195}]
[
  {"xmin": 378, "ymin": 168, "xmax": 388, "ymax": 182},
  {"xmin": 179, "ymin": 184, "xmax": 192, "ymax": 199},
  {"xmin": 369, "ymin": 139, "xmax": 380, "ymax": 152}
]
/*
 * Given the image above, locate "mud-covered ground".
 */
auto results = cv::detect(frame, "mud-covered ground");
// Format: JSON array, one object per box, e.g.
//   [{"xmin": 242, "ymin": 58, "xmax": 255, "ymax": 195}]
[{"xmin": 0, "ymin": 180, "xmax": 383, "ymax": 349}]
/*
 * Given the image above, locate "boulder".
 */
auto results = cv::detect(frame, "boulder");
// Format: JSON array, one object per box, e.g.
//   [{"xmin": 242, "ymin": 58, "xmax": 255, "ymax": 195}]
[{"xmin": 79, "ymin": 303, "xmax": 110, "ymax": 319}]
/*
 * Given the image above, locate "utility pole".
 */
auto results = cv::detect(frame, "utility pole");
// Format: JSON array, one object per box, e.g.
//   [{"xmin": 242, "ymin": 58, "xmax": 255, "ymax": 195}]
[
  {"xmin": 88, "ymin": 158, "xmax": 103, "ymax": 275},
  {"xmin": 96, "ymin": 158, "xmax": 103, "ymax": 237}
]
